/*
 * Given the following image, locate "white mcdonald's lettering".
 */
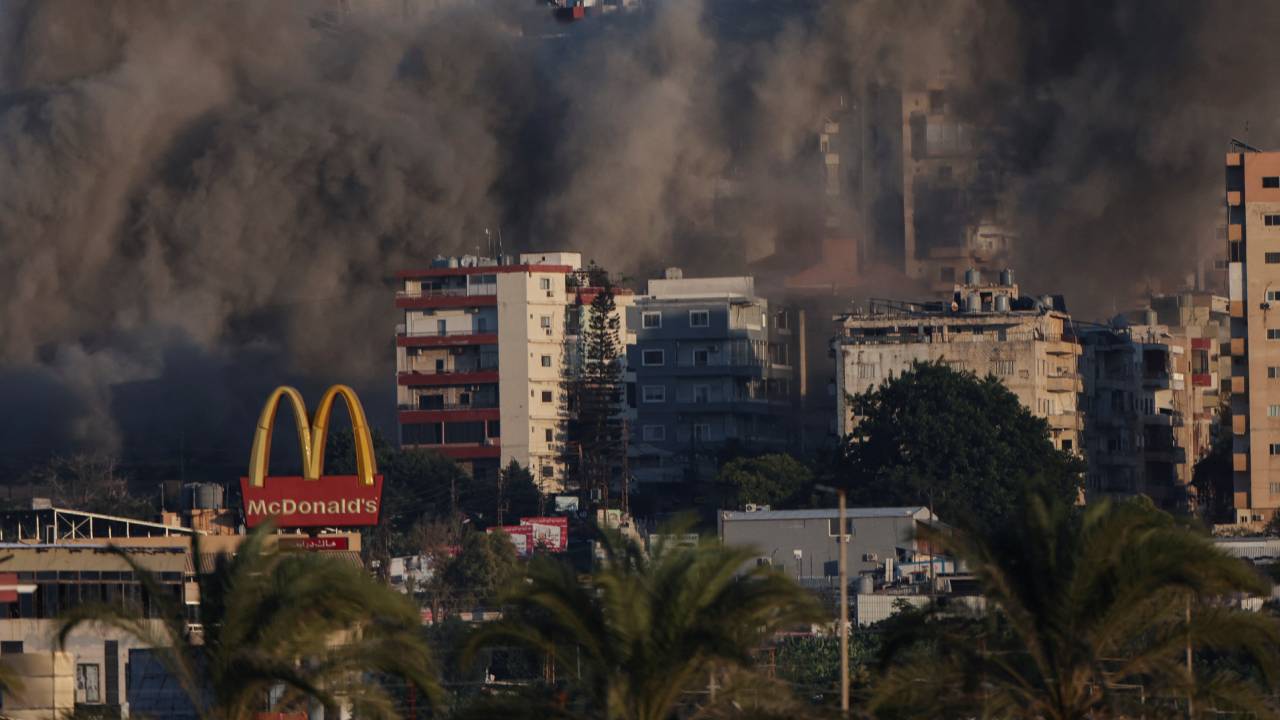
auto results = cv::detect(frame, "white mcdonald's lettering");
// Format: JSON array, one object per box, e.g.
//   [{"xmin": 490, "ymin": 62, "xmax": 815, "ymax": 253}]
[{"xmin": 247, "ymin": 498, "xmax": 379, "ymax": 516}]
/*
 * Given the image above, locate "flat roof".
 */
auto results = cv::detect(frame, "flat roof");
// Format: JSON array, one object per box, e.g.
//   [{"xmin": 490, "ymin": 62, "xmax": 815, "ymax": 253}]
[
  {"xmin": 0, "ymin": 544, "xmax": 188, "ymax": 573},
  {"xmin": 720, "ymin": 507, "xmax": 932, "ymax": 522}
]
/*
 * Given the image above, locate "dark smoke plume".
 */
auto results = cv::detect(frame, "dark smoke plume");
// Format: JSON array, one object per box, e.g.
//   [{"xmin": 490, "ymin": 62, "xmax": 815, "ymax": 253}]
[{"xmin": 0, "ymin": 0, "xmax": 1274, "ymax": 472}]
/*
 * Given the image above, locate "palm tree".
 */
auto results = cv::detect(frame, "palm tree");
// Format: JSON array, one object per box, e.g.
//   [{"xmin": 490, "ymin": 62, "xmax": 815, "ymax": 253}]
[
  {"xmin": 57, "ymin": 524, "xmax": 440, "ymax": 720},
  {"xmin": 461, "ymin": 529, "xmax": 824, "ymax": 720},
  {"xmin": 872, "ymin": 491, "xmax": 1280, "ymax": 719}
]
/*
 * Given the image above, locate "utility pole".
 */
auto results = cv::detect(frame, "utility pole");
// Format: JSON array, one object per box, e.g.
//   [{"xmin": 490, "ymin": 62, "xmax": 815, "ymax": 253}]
[
  {"xmin": 496, "ymin": 465, "xmax": 506, "ymax": 525},
  {"xmin": 839, "ymin": 489, "xmax": 849, "ymax": 717}
]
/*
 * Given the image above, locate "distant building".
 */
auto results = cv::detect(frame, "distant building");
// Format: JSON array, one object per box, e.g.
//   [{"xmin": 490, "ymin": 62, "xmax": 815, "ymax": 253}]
[
  {"xmin": 832, "ymin": 269, "xmax": 1082, "ymax": 453},
  {"xmin": 395, "ymin": 252, "xmax": 632, "ymax": 492},
  {"xmin": 626, "ymin": 270, "xmax": 804, "ymax": 486},
  {"xmin": 1224, "ymin": 149, "xmax": 1280, "ymax": 522},
  {"xmin": 1078, "ymin": 293, "xmax": 1227, "ymax": 510},
  {"xmin": 718, "ymin": 506, "xmax": 939, "ymax": 582}
]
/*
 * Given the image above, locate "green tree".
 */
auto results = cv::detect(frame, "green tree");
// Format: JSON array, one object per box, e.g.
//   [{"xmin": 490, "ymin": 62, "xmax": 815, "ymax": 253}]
[
  {"xmin": 567, "ymin": 271, "xmax": 625, "ymax": 508},
  {"xmin": 57, "ymin": 524, "xmax": 440, "ymax": 720},
  {"xmin": 461, "ymin": 529, "xmax": 823, "ymax": 720},
  {"xmin": 872, "ymin": 491, "xmax": 1280, "ymax": 719},
  {"xmin": 717, "ymin": 453, "xmax": 812, "ymax": 508},
  {"xmin": 831, "ymin": 361, "xmax": 1082, "ymax": 531},
  {"xmin": 429, "ymin": 527, "xmax": 521, "ymax": 614}
]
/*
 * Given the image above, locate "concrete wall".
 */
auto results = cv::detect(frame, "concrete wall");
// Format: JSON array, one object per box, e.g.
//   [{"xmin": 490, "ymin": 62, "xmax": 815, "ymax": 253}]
[{"xmin": 719, "ymin": 511, "xmax": 925, "ymax": 579}]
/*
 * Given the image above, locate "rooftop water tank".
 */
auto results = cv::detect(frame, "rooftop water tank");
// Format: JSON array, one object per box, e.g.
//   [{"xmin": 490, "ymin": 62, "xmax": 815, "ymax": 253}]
[
  {"xmin": 999, "ymin": 268, "xmax": 1014, "ymax": 286},
  {"xmin": 964, "ymin": 267, "xmax": 981, "ymax": 286},
  {"xmin": 994, "ymin": 294, "xmax": 1011, "ymax": 313},
  {"xmin": 664, "ymin": 267, "xmax": 684, "ymax": 280},
  {"xmin": 182, "ymin": 483, "xmax": 224, "ymax": 511},
  {"xmin": 964, "ymin": 293, "xmax": 981, "ymax": 313}
]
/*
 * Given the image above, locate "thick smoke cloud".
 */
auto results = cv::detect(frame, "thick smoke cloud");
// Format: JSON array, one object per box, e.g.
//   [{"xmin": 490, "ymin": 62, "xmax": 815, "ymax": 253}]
[{"xmin": 0, "ymin": 0, "xmax": 1274, "ymax": 471}]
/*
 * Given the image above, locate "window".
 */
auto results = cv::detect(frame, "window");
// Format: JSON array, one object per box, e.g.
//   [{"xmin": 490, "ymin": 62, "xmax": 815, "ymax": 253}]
[
  {"xmin": 476, "ymin": 317, "xmax": 488, "ymax": 333},
  {"xmin": 1271, "ymin": 444, "xmax": 1280, "ymax": 456},
  {"xmin": 541, "ymin": 390, "xmax": 553, "ymax": 403},
  {"xmin": 540, "ymin": 277, "xmax": 552, "ymax": 290},
  {"xmin": 775, "ymin": 311, "xmax": 790, "ymax": 331},
  {"xmin": 642, "ymin": 311, "xmax": 662, "ymax": 329},
  {"xmin": 693, "ymin": 423, "xmax": 711, "ymax": 441},
  {"xmin": 540, "ymin": 315, "xmax": 552, "ymax": 329},
  {"xmin": 435, "ymin": 358, "xmax": 446, "ymax": 373},
  {"xmin": 993, "ymin": 360, "xmax": 1015, "ymax": 376},
  {"xmin": 1265, "ymin": 176, "xmax": 1280, "ymax": 188},
  {"xmin": 689, "ymin": 310, "xmax": 709, "ymax": 328},
  {"xmin": 437, "ymin": 319, "xmax": 448, "ymax": 336},
  {"xmin": 1266, "ymin": 214, "xmax": 1280, "ymax": 226},
  {"xmin": 1271, "ymin": 367, "xmax": 1280, "ymax": 379},
  {"xmin": 693, "ymin": 349, "xmax": 710, "ymax": 367},
  {"xmin": 1270, "ymin": 329, "xmax": 1280, "ymax": 340},
  {"xmin": 828, "ymin": 518, "xmax": 854, "ymax": 536},
  {"xmin": 642, "ymin": 425, "xmax": 666, "ymax": 442},
  {"xmin": 642, "ymin": 349, "xmax": 665, "ymax": 366},
  {"xmin": 76, "ymin": 663, "xmax": 101, "ymax": 704},
  {"xmin": 642, "ymin": 385, "xmax": 666, "ymax": 403},
  {"xmin": 693, "ymin": 385, "xmax": 710, "ymax": 403},
  {"xmin": 545, "ymin": 428, "xmax": 554, "ymax": 443},
  {"xmin": 1269, "ymin": 290, "xmax": 1280, "ymax": 302},
  {"xmin": 541, "ymin": 465, "xmax": 554, "ymax": 478},
  {"xmin": 541, "ymin": 355, "xmax": 552, "ymax": 367},
  {"xmin": 1267, "ymin": 252, "xmax": 1280, "ymax": 264}
]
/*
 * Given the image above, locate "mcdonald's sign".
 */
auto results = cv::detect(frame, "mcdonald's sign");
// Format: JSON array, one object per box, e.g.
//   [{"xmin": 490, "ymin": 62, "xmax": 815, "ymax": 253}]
[{"xmin": 239, "ymin": 385, "xmax": 384, "ymax": 528}]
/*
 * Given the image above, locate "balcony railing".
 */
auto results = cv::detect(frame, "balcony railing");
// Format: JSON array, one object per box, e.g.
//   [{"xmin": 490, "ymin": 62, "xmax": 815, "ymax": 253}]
[
  {"xmin": 399, "ymin": 329, "xmax": 497, "ymax": 339},
  {"xmin": 398, "ymin": 402, "xmax": 498, "ymax": 412},
  {"xmin": 396, "ymin": 284, "xmax": 497, "ymax": 298}
]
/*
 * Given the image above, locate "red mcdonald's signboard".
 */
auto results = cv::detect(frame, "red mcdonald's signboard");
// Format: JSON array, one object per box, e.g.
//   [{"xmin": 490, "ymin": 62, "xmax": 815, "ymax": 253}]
[{"xmin": 240, "ymin": 385, "xmax": 384, "ymax": 528}]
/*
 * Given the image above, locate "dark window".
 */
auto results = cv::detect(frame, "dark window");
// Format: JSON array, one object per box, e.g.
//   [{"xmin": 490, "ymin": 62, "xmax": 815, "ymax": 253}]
[
  {"xmin": 540, "ymin": 465, "xmax": 554, "ymax": 478},
  {"xmin": 642, "ymin": 349, "xmax": 664, "ymax": 366},
  {"xmin": 928, "ymin": 89, "xmax": 945, "ymax": 113},
  {"xmin": 541, "ymin": 390, "xmax": 553, "ymax": 403},
  {"xmin": 487, "ymin": 420, "xmax": 500, "ymax": 438},
  {"xmin": 545, "ymin": 428, "xmax": 553, "ymax": 442},
  {"xmin": 1269, "ymin": 329, "xmax": 1280, "ymax": 340},
  {"xmin": 1266, "ymin": 214, "xmax": 1280, "ymax": 226},
  {"xmin": 827, "ymin": 518, "xmax": 854, "ymax": 536},
  {"xmin": 402, "ymin": 422, "xmax": 443, "ymax": 445},
  {"xmin": 444, "ymin": 421, "xmax": 486, "ymax": 444},
  {"xmin": 1266, "ymin": 252, "xmax": 1280, "ymax": 264},
  {"xmin": 418, "ymin": 394, "xmax": 444, "ymax": 410},
  {"xmin": 0, "ymin": 642, "xmax": 22, "ymax": 655},
  {"xmin": 1264, "ymin": 176, "xmax": 1280, "ymax": 188}
]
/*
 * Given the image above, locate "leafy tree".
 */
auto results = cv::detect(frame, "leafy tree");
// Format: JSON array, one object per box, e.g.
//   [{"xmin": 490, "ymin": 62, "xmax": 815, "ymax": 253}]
[
  {"xmin": 717, "ymin": 453, "xmax": 812, "ymax": 508},
  {"xmin": 57, "ymin": 524, "xmax": 439, "ymax": 720},
  {"xmin": 830, "ymin": 361, "xmax": 1082, "ymax": 531},
  {"xmin": 567, "ymin": 271, "xmax": 625, "ymax": 508},
  {"xmin": 461, "ymin": 460, "xmax": 544, "ymax": 526},
  {"xmin": 460, "ymin": 528, "xmax": 823, "ymax": 720},
  {"xmin": 872, "ymin": 491, "xmax": 1280, "ymax": 719},
  {"xmin": 429, "ymin": 527, "xmax": 520, "ymax": 613}
]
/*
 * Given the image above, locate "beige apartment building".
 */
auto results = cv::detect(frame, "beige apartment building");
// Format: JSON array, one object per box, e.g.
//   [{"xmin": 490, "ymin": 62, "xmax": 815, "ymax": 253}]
[
  {"xmin": 1225, "ymin": 149, "xmax": 1280, "ymax": 521},
  {"xmin": 395, "ymin": 252, "xmax": 632, "ymax": 492},
  {"xmin": 833, "ymin": 270, "xmax": 1082, "ymax": 453}
]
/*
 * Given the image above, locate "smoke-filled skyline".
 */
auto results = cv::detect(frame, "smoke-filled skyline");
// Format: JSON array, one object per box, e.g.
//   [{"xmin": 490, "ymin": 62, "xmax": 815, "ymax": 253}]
[{"xmin": 0, "ymin": 0, "xmax": 1275, "ymax": 470}]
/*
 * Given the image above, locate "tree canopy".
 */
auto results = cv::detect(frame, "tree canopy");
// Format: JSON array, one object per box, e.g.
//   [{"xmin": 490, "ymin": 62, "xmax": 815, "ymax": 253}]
[
  {"xmin": 830, "ymin": 361, "xmax": 1082, "ymax": 530},
  {"xmin": 716, "ymin": 453, "xmax": 812, "ymax": 508}
]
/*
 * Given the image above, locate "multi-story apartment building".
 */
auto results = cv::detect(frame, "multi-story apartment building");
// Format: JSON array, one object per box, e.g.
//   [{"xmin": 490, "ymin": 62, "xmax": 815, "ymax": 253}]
[
  {"xmin": 627, "ymin": 270, "xmax": 804, "ymax": 486},
  {"xmin": 395, "ymin": 252, "xmax": 588, "ymax": 490},
  {"xmin": 901, "ymin": 81, "xmax": 1014, "ymax": 294},
  {"xmin": 833, "ymin": 270, "xmax": 1082, "ymax": 453},
  {"xmin": 1078, "ymin": 294, "xmax": 1225, "ymax": 510},
  {"xmin": 1224, "ymin": 149, "xmax": 1280, "ymax": 522}
]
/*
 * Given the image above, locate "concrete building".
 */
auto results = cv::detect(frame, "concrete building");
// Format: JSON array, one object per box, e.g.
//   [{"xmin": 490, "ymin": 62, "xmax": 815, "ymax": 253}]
[
  {"xmin": 1225, "ymin": 149, "xmax": 1280, "ymax": 521},
  {"xmin": 833, "ymin": 270, "xmax": 1082, "ymax": 453},
  {"xmin": 396, "ymin": 252, "xmax": 627, "ymax": 492},
  {"xmin": 901, "ymin": 81, "xmax": 1014, "ymax": 294},
  {"xmin": 718, "ymin": 506, "xmax": 938, "ymax": 582},
  {"xmin": 1078, "ymin": 295, "xmax": 1226, "ymax": 510},
  {"xmin": 626, "ymin": 270, "xmax": 803, "ymax": 486}
]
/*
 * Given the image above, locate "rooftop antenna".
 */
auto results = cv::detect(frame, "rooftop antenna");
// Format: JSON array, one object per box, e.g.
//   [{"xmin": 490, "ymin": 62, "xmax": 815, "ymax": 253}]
[
  {"xmin": 497, "ymin": 226, "xmax": 504, "ymax": 260},
  {"xmin": 1230, "ymin": 136, "xmax": 1261, "ymax": 153},
  {"xmin": 484, "ymin": 228, "xmax": 492, "ymax": 257}
]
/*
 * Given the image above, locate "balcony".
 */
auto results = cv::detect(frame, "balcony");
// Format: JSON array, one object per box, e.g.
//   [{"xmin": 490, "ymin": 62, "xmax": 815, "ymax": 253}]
[
  {"xmin": 1048, "ymin": 413, "xmax": 1083, "ymax": 431},
  {"xmin": 403, "ymin": 442, "xmax": 502, "ymax": 461},
  {"xmin": 1232, "ymin": 375, "xmax": 1247, "ymax": 395},
  {"xmin": 1230, "ymin": 337, "xmax": 1245, "ymax": 356},
  {"xmin": 1046, "ymin": 374, "xmax": 1082, "ymax": 393},
  {"xmin": 395, "ymin": 287, "xmax": 497, "ymax": 309},
  {"xmin": 398, "ymin": 407, "xmax": 500, "ymax": 424},
  {"xmin": 397, "ymin": 329, "xmax": 499, "ymax": 347},
  {"xmin": 1045, "ymin": 340, "xmax": 1081, "ymax": 356},
  {"xmin": 398, "ymin": 370, "xmax": 499, "ymax": 387},
  {"xmin": 1143, "ymin": 412, "xmax": 1184, "ymax": 428}
]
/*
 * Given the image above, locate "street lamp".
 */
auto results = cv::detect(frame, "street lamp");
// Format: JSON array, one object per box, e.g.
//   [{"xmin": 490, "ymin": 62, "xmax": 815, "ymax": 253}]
[{"xmin": 815, "ymin": 484, "xmax": 850, "ymax": 716}]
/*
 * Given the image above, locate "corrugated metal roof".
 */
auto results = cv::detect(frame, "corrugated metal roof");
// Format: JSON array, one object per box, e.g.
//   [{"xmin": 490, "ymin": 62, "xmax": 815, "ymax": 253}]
[{"xmin": 720, "ymin": 507, "xmax": 932, "ymax": 522}]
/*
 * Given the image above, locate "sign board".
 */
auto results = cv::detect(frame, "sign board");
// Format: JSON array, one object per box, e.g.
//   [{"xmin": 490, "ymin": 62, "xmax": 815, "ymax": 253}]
[
  {"xmin": 275, "ymin": 535, "xmax": 352, "ymax": 551},
  {"xmin": 240, "ymin": 385, "xmax": 384, "ymax": 528},
  {"xmin": 488, "ymin": 525, "xmax": 534, "ymax": 556},
  {"xmin": 520, "ymin": 516, "xmax": 568, "ymax": 552}
]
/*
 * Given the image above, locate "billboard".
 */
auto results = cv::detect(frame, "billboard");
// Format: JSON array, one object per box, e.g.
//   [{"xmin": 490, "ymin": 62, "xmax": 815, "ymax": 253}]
[
  {"xmin": 520, "ymin": 516, "xmax": 569, "ymax": 552},
  {"xmin": 240, "ymin": 385, "xmax": 384, "ymax": 528}
]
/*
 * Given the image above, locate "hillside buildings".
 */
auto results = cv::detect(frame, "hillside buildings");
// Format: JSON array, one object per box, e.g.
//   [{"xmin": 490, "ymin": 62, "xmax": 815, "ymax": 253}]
[
  {"xmin": 627, "ymin": 270, "xmax": 804, "ymax": 487},
  {"xmin": 395, "ymin": 252, "xmax": 634, "ymax": 492},
  {"xmin": 1225, "ymin": 149, "xmax": 1280, "ymax": 521},
  {"xmin": 832, "ymin": 270, "xmax": 1082, "ymax": 453}
]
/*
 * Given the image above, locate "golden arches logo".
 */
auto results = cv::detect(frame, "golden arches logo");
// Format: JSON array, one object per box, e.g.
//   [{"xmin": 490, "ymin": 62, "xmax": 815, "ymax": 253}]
[{"xmin": 247, "ymin": 384, "xmax": 377, "ymax": 488}]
